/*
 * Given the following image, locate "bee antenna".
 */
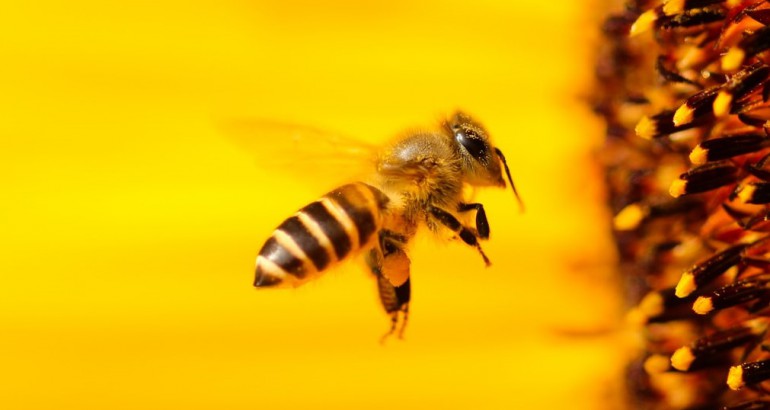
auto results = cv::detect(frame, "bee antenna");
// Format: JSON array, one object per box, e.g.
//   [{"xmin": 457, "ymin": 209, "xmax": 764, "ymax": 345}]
[{"xmin": 494, "ymin": 147, "xmax": 524, "ymax": 212}]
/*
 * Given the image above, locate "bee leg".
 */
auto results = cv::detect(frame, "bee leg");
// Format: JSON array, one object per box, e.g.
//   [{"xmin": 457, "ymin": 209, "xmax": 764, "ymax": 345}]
[
  {"xmin": 458, "ymin": 202, "xmax": 490, "ymax": 239},
  {"xmin": 396, "ymin": 295, "xmax": 409, "ymax": 339},
  {"xmin": 366, "ymin": 234, "xmax": 412, "ymax": 342},
  {"xmin": 429, "ymin": 206, "xmax": 491, "ymax": 266},
  {"xmin": 379, "ymin": 229, "xmax": 409, "ymax": 254},
  {"xmin": 377, "ymin": 275, "xmax": 410, "ymax": 344}
]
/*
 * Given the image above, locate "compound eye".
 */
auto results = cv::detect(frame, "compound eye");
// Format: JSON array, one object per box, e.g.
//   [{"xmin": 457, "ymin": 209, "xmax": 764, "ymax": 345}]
[{"xmin": 456, "ymin": 130, "xmax": 487, "ymax": 159}]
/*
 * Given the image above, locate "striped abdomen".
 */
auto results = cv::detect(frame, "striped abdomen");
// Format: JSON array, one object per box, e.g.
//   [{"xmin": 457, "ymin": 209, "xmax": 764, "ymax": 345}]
[{"xmin": 254, "ymin": 182, "xmax": 390, "ymax": 287}]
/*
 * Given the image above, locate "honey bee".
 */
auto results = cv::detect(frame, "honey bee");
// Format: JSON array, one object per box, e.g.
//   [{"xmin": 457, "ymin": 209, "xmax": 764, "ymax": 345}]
[{"xmin": 250, "ymin": 112, "xmax": 522, "ymax": 339}]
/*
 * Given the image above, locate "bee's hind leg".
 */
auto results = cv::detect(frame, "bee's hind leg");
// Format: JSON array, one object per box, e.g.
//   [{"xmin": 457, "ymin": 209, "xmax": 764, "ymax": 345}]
[
  {"xmin": 377, "ymin": 275, "xmax": 410, "ymax": 343},
  {"xmin": 366, "ymin": 230, "xmax": 412, "ymax": 342},
  {"xmin": 429, "ymin": 205, "xmax": 491, "ymax": 266}
]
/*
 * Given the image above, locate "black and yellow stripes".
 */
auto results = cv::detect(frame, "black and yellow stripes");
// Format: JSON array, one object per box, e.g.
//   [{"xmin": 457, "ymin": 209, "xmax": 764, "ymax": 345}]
[
  {"xmin": 277, "ymin": 216, "xmax": 330, "ymax": 271},
  {"xmin": 254, "ymin": 182, "xmax": 389, "ymax": 287},
  {"xmin": 301, "ymin": 201, "xmax": 352, "ymax": 260},
  {"xmin": 328, "ymin": 185, "xmax": 378, "ymax": 247}
]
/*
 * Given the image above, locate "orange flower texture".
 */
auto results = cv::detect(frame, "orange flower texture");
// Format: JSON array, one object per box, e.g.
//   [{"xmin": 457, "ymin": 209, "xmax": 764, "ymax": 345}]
[{"xmin": 598, "ymin": 0, "xmax": 770, "ymax": 408}]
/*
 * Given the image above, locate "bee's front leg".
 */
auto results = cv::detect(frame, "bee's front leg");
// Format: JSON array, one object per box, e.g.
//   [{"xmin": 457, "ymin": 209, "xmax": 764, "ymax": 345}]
[
  {"xmin": 458, "ymin": 202, "xmax": 489, "ymax": 239},
  {"xmin": 429, "ymin": 205, "xmax": 490, "ymax": 266}
]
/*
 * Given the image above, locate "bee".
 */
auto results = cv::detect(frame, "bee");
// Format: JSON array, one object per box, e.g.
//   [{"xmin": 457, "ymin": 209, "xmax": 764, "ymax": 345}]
[{"xmin": 251, "ymin": 112, "xmax": 522, "ymax": 339}]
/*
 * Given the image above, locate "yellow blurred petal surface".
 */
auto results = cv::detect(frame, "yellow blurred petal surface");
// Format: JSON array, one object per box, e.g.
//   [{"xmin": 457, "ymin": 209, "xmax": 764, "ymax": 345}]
[{"xmin": 0, "ymin": 1, "xmax": 622, "ymax": 409}]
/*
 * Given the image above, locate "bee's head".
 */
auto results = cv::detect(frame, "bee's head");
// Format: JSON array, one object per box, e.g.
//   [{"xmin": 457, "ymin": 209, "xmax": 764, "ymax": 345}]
[{"xmin": 445, "ymin": 111, "xmax": 523, "ymax": 210}]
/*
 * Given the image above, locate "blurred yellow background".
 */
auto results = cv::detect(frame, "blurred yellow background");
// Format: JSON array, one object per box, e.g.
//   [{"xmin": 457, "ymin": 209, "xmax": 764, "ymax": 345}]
[{"xmin": 1, "ymin": 1, "xmax": 624, "ymax": 409}]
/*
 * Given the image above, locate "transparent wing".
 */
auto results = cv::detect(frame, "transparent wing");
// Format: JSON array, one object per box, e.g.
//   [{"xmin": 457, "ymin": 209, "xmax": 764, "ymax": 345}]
[{"xmin": 219, "ymin": 118, "xmax": 382, "ymax": 189}]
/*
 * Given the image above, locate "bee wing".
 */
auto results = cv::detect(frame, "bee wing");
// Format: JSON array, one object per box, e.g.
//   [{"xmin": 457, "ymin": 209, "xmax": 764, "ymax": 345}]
[{"xmin": 220, "ymin": 118, "xmax": 381, "ymax": 189}]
